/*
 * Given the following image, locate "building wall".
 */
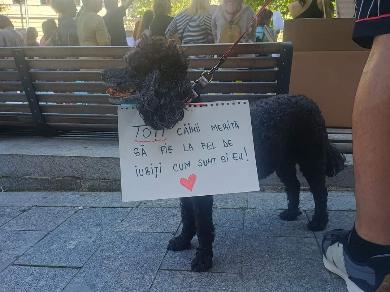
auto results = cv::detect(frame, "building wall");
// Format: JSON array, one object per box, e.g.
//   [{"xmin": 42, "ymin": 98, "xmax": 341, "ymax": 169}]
[
  {"xmin": 5, "ymin": 0, "xmax": 61, "ymax": 37},
  {"xmin": 3, "ymin": 1, "xmax": 125, "ymax": 39}
]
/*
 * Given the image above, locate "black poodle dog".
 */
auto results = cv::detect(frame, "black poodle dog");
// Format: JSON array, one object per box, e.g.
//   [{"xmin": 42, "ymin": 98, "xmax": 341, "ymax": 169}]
[{"xmin": 103, "ymin": 38, "xmax": 345, "ymax": 273}]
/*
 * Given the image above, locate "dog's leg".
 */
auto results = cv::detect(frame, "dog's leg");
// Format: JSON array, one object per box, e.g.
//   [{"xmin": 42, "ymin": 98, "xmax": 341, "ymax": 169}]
[
  {"xmin": 167, "ymin": 197, "xmax": 196, "ymax": 251},
  {"xmin": 277, "ymin": 164, "xmax": 302, "ymax": 221},
  {"xmin": 191, "ymin": 195, "xmax": 214, "ymax": 272},
  {"xmin": 302, "ymin": 172, "xmax": 329, "ymax": 231}
]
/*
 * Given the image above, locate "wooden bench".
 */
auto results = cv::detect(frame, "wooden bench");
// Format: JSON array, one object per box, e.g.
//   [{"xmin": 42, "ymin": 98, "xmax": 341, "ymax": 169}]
[{"xmin": 0, "ymin": 43, "xmax": 351, "ymax": 153}]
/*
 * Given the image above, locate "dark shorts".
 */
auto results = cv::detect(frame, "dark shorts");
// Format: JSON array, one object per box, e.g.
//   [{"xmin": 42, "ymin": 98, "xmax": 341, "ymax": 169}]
[{"xmin": 353, "ymin": 0, "xmax": 390, "ymax": 48}]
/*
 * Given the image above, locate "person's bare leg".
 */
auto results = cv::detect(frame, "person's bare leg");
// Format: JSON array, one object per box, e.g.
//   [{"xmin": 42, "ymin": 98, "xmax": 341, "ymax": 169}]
[{"xmin": 353, "ymin": 33, "xmax": 390, "ymax": 245}]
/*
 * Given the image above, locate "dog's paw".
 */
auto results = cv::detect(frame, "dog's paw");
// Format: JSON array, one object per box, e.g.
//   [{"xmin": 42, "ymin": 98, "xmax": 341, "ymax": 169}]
[
  {"xmin": 307, "ymin": 216, "xmax": 328, "ymax": 231},
  {"xmin": 167, "ymin": 236, "xmax": 192, "ymax": 251},
  {"xmin": 191, "ymin": 250, "xmax": 213, "ymax": 272},
  {"xmin": 279, "ymin": 209, "xmax": 302, "ymax": 221}
]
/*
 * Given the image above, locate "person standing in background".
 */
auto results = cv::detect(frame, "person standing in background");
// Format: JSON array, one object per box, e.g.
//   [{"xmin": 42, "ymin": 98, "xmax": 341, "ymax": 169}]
[
  {"xmin": 0, "ymin": 15, "xmax": 24, "ymax": 47},
  {"xmin": 255, "ymin": 9, "xmax": 274, "ymax": 42},
  {"xmin": 272, "ymin": 10, "xmax": 284, "ymax": 40},
  {"xmin": 150, "ymin": 0, "xmax": 172, "ymax": 37},
  {"xmin": 51, "ymin": 0, "xmax": 79, "ymax": 46},
  {"xmin": 103, "ymin": 0, "xmax": 133, "ymax": 46},
  {"xmin": 212, "ymin": 0, "xmax": 256, "ymax": 43},
  {"xmin": 135, "ymin": 10, "xmax": 154, "ymax": 41},
  {"xmin": 76, "ymin": 0, "xmax": 111, "ymax": 45},
  {"xmin": 25, "ymin": 27, "xmax": 39, "ymax": 46},
  {"xmin": 40, "ymin": 19, "xmax": 58, "ymax": 46},
  {"xmin": 133, "ymin": 19, "xmax": 141, "ymax": 40},
  {"xmin": 165, "ymin": 0, "xmax": 213, "ymax": 45}
]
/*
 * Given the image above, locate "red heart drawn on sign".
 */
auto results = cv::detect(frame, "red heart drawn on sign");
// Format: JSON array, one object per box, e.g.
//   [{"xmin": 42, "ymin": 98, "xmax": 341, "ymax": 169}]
[{"xmin": 180, "ymin": 174, "xmax": 197, "ymax": 191}]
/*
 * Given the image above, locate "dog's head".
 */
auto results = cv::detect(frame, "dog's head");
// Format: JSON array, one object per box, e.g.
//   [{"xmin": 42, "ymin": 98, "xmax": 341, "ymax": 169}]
[{"xmin": 103, "ymin": 37, "xmax": 193, "ymax": 130}]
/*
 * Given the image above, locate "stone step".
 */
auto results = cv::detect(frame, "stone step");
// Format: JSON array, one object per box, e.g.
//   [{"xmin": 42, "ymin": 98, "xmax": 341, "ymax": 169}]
[{"xmin": 0, "ymin": 137, "xmax": 354, "ymax": 192}]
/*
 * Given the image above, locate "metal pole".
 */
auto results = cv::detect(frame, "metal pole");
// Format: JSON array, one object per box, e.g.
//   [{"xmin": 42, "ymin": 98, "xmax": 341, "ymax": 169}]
[
  {"xmin": 25, "ymin": 0, "xmax": 29, "ymax": 27},
  {"xmin": 19, "ymin": 1, "xmax": 24, "ymax": 29}
]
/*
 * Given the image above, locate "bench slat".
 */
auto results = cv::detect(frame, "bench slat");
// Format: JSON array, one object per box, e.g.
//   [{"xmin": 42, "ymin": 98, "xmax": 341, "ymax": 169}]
[
  {"xmin": 48, "ymin": 123, "xmax": 117, "ymax": 130},
  {"xmin": 1, "ymin": 69, "xmax": 278, "ymax": 83},
  {"xmin": 188, "ymin": 69, "xmax": 278, "ymax": 82},
  {"xmin": 189, "ymin": 57, "xmax": 277, "ymax": 69},
  {"xmin": 33, "ymin": 82, "xmax": 106, "ymax": 93},
  {"xmin": 203, "ymin": 82, "xmax": 277, "ymax": 94},
  {"xmin": 0, "ymin": 81, "xmax": 23, "ymax": 91},
  {"xmin": 0, "ymin": 82, "xmax": 105, "ymax": 93},
  {"xmin": 0, "ymin": 93, "xmax": 25, "ymax": 102},
  {"xmin": 0, "ymin": 93, "xmax": 110, "ymax": 104},
  {"xmin": 0, "ymin": 43, "xmax": 288, "ymax": 58},
  {"xmin": 0, "ymin": 47, "xmax": 131, "ymax": 58},
  {"xmin": 328, "ymin": 133, "xmax": 352, "ymax": 142},
  {"xmin": 38, "ymin": 93, "xmax": 110, "ymax": 104},
  {"xmin": 33, "ymin": 71, "xmax": 102, "ymax": 82},
  {"xmin": 0, "ymin": 114, "xmax": 116, "ymax": 130},
  {"xmin": 1, "ymin": 81, "xmax": 277, "ymax": 94},
  {"xmin": 0, "ymin": 93, "xmax": 273, "ymax": 104},
  {"xmin": 327, "ymin": 128, "xmax": 352, "ymax": 134},
  {"xmin": 333, "ymin": 142, "xmax": 352, "ymax": 154},
  {"xmin": 200, "ymin": 94, "xmax": 275, "ymax": 102},
  {"xmin": 0, "ymin": 103, "xmax": 117, "ymax": 115},
  {"xmin": 183, "ymin": 43, "xmax": 288, "ymax": 55},
  {"xmin": 0, "ymin": 60, "xmax": 16, "ymax": 69},
  {"xmin": 24, "ymin": 57, "xmax": 277, "ymax": 70},
  {"xmin": 28, "ymin": 59, "xmax": 124, "ymax": 70},
  {"xmin": 0, "ymin": 71, "xmax": 19, "ymax": 80}
]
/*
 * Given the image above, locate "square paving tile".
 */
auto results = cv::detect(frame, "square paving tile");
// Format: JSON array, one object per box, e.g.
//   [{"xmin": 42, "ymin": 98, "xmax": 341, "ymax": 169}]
[
  {"xmin": 213, "ymin": 208, "xmax": 244, "ymax": 229},
  {"xmin": 247, "ymin": 192, "xmax": 288, "ymax": 210},
  {"xmin": 244, "ymin": 209, "xmax": 311, "ymax": 237},
  {"xmin": 2, "ymin": 207, "xmax": 76, "ymax": 231},
  {"xmin": 15, "ymin": 208, "xmax": 131, "ymax": 267},
  {"xmin": 213, "ymin": 193, "xmax": 248, "ymax": 209},
  {"xmin": 150, "ymin": 270, "xmax": 242, "ymax": 292},
  {"xmin": 139, "ymin": 198, "xmax": 180, "ymax": 208},
  {"xmin": 0, "ymin": 253, "xmax": 17, "ymax": 274},
  {"xmin": 324, "ymin": 192, "xmax": 356, "ymax": 211},
  {"xmin": 0, "ymin": 266, "xmax": 79, "ymax": 292},
  {"xmin": 0, "ymin": 230, "xmax": 46, "ymax": 272},
  {"xmin": 0, "ymin": 207, "xmax": 29, "ymax": 227},
  {"xmin": 64, "ymin": 231, "xmax": 171, "ymax": 292},
  {"xmin": 308, "ymin": 210, "xmax": 356, "ymax": 245},
  {"xmin": 247, "ymin": 191, "xmax": 355, "ymax": 212},
  {"xmin": 116, "ymin": 207, "xmax": 181, "ymax": 233},
  {"xmin": 40, "ymin": 192, "xmax": 139, "ymax": 208},
  {"xmin": 241, "ymin": 235, "xmax": 346, "ymax": 292},
  {"xmin": 0, "ymin": 192, "xmax": 47, "ymax": 207}
]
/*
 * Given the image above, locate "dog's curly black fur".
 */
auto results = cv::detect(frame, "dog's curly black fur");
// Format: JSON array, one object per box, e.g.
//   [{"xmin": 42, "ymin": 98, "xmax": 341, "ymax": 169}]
[
  {"xmin": 103, "ymin": 38, "xmax": 346, "ymax": 273},
  {"xmin": 125, "ymin": 38, "xmax": 192, "ymax": 130}
]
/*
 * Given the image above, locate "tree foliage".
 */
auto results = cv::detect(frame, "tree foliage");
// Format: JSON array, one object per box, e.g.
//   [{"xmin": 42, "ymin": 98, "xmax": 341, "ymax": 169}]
[{"xmin": 0, "ymin": 0, "xmax": 8, "ymax": 13}]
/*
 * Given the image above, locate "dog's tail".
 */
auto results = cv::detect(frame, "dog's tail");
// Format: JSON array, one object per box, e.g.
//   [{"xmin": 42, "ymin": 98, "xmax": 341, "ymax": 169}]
[{"xmin": 326, "ymin": 143, "xmax": 346, "ymax": 177}]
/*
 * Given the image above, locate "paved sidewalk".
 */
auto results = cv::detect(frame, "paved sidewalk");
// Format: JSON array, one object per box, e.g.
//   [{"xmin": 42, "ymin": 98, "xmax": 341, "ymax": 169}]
[{"xmin": 0, "ymin": 191, "xmax": 356, "ymax": 291}]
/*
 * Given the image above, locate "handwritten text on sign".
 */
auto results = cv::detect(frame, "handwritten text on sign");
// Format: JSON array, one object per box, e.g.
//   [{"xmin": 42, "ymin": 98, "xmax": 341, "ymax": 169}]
[{"xmin": 118, "ymin": 101, "xmax": 259, "ymax": 202}]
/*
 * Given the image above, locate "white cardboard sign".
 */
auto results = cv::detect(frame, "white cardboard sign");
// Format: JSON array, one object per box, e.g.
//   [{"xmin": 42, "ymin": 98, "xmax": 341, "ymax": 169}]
[{"xmin": 118, "ymin": 101, "xmax": 259, "ymax": 202}]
